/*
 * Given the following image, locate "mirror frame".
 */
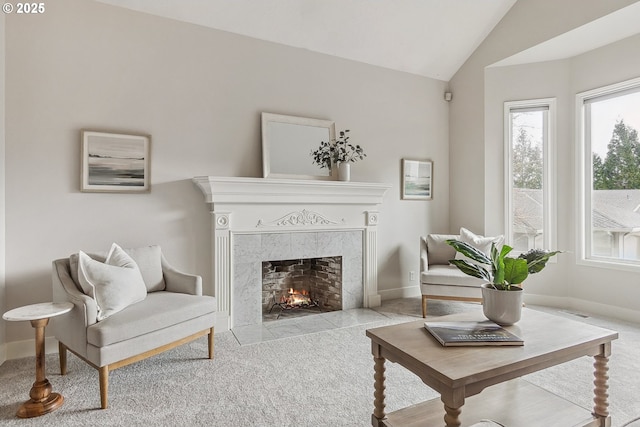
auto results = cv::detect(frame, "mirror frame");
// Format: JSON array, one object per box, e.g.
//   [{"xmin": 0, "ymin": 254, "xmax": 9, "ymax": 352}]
[{"xmin": 261, "ymin": 112, "xmax": 336, "ymax": 180}]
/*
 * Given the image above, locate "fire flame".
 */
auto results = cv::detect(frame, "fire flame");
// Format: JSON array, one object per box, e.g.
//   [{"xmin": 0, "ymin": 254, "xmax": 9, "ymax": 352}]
[{"xmin": 281, "ymin": 288, "xmax": 311, "ymax": 306}]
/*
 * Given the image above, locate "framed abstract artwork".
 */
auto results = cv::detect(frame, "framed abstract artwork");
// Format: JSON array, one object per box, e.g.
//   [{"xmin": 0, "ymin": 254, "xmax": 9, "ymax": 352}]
[
  {"xmin": 402, "ymin": 159, "xmax": 432, "ymax": 200},
  {"xmin": 81, "ymin": 130, "xmax": 151, "ymax": 193}
]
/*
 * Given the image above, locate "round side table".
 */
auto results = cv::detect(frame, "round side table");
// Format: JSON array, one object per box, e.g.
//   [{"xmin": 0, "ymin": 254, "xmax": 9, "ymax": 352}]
[{"xmin": 3, "ymin": 302, "xmax": 73, "ymax": 418}]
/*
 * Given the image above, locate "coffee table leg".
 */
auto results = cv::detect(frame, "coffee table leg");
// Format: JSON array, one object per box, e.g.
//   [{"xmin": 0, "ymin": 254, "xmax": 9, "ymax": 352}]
[
  {"xmin": 17, "ymin": 318, "xmax": 64, "ymax": 418},
  {"xmin": 593, "ymin": 342, "xmax": 611, "ymax": 426},
  {"xmin": 371, "ymin": 343, "xmax": 386, "ymax": 427},
  {"xmin": 444, "ymin": 404, "xmax": 462, "ymax": 427}
]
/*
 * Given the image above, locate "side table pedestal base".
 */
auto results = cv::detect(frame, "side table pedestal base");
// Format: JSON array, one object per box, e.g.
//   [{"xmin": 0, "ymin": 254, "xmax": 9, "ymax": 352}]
[
  {"xmin": 17, "ymin": 390, "xmax": 64, "ymax": 418},
  {"xmin": 2, "ymin": 302, "xmax": 74, "ymax": 419}
]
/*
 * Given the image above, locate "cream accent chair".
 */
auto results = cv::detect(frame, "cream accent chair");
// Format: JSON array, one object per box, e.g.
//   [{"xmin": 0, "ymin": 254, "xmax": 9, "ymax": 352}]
[
  {"xmin": 420, "ymin": 234, "xmax": 484, "ymax": 317},
  {"xmin": 51, "ymin": 245, "xmax": 216, "ymax": 409}
]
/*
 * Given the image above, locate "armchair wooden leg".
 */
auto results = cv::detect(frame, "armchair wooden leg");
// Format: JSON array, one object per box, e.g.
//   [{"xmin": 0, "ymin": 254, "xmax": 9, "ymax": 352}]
[
  {"xmin": 422, "ymin": 295, "xmax": 427, "ymax": 318},
  {"xmin": 208, "ymin": 327, "xmax": 215, "ymax": 359},
  {"xmin": 58, "ymin": 342, "xmax": 67, "ymax": 375},
  {"xmin": 99, "ymin": 366, "xmax": 109, "ymax": 409}
]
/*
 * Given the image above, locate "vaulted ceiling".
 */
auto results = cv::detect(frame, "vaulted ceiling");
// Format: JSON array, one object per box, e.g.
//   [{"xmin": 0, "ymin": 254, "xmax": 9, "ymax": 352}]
[{"xmin": 95, "ymin": 0, "xmax": 517, "ymax": 81}]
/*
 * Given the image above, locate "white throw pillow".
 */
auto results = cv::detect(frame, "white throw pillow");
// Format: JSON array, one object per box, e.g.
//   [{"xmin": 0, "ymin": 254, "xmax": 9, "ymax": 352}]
[
  {"xmin": 455, "ymin": 227, "xmax": 504, "ymax": 263},
  {"xmin": 122, "ymin": 245, "xmax": 165, "ymax": 292},
  {"xmin": 77, "ymin": 243, "xmax": 147, "ymax": 321}
]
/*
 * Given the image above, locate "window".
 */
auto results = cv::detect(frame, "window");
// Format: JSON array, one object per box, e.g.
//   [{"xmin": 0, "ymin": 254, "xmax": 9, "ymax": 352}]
[
  {"xmin": 504, "ymin": 99, "xmax": 556, "ymax": 253},
  {"xmin": 577, "ymin": 77, "xmax": 640, "ymax": 268}
]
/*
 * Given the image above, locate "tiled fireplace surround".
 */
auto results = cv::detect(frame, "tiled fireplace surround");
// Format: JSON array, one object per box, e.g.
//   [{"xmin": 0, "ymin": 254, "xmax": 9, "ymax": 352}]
[
  {"xmin": 235, "ymin": 232, "xmax": 359, "ymax": 326},
  {"xmin": 193, "ymin": 177, "xmax": 390, "ymax": 332}
]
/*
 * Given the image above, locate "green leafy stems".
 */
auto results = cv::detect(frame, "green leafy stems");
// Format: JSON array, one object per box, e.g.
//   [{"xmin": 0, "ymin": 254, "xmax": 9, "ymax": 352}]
[
  {"xmin": 311, "ymin": 130, "xmax": 366, "ymax": 169},
  {"xmin": 446, "ymin": 239, "xmax": 562, "ymax": 291}
]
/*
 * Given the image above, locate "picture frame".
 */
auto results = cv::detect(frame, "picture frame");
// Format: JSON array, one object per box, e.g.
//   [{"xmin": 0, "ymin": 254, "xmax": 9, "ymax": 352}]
[
  {"xmin": 402, "ymin": 159, "xmax": 433, "ymax": 200},
  {"xmin": 81, "ymin": 130, "xmax": 151, "ymax": 193},
  {"xmin": 261, "ymin": 112, "xmax": 336, "ymax": 180}
]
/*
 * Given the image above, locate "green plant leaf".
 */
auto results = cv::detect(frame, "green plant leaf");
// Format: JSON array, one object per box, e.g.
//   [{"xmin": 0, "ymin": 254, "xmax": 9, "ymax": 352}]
[
  {"xmin": 446, "ymin": 240, "xmax": 491, "ymax": 264},
  {"xmin": 518, "ymin": 249, "xmax": 562, "ymax": 274},
  {"xmin": 499, "ymin": 243, "xmax": 513, "ymax": 259},
  {"xmin": 503, "ymin": 257, "xmax": 529, "ymax": 285},
  {"xmin": 449, "ymin": 259, "xmax": 491, "ymax": 282},
  {"xmin": 490, "ymin": 243, "xmax": 511, "ymax": 285}
]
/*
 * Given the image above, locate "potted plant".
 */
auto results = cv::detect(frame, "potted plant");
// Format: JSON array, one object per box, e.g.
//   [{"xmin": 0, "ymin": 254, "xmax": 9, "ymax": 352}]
[
  {"xmin": 311, "ymin": 130, "xmax": 366, "ymax": 181},
  {"xmin": 446, "ymin": 239, "xmax": 561, "ymax": 325}
]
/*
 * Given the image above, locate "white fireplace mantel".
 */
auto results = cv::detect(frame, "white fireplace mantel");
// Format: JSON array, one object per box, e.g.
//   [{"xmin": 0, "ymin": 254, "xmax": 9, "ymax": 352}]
[
  {"xmin": 193, "ymin": 176, "xmax": 389, "ymax": 206},
  {"xmin": 193, "ymin": 176, "xmax": 391, "ymax": 331}
]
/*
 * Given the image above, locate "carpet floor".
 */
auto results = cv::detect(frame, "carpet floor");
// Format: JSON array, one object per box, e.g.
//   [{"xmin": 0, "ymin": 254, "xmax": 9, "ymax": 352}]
[{"xmin": 0, "ymin": 299, "xmax": 639, "ymax": 427}]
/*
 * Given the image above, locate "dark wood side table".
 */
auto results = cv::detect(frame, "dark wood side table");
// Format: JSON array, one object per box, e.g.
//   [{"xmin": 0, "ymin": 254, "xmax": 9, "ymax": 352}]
[{"xmin": 3, "ymin": 302, "xmax": 73, "ymax": 418}]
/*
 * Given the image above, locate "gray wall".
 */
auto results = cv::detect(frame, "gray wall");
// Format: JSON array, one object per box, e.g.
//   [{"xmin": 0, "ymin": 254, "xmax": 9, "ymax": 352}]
[{"xmin": 2, "ymin": 0, "xmax": 449, "ymax": 344}]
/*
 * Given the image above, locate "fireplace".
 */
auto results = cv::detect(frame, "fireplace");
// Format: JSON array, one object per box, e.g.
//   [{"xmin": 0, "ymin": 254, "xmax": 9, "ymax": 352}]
[
  {"xmin": 193, "ymin": 176, "xmax": 390, "ymax": 332},
  {"xmin": 232, "ymin": 230, "xmax": 361, "ymax": 327},
  {"xmin": 262, "ymin": 256, "xmax": 342, "ymax": 321}
]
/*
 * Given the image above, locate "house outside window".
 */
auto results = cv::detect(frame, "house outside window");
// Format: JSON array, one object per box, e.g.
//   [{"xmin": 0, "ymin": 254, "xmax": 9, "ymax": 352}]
[
  {"xmin": 577, "ymin": 77, "xmax": 640, "ymax": 269},
  {"xmin": 504, "ymin": 99, "xmax": 556, "ymax": 253}
]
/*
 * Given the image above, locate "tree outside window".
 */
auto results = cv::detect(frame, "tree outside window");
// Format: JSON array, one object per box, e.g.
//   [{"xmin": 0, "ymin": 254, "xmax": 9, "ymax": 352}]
[
  {"xmin": 505, "ymin": 100, "xmax": 555, "ymax": 253},
  {"xmin": 582, "ymin": 84, "xmax": 640, "ymax": 264}
]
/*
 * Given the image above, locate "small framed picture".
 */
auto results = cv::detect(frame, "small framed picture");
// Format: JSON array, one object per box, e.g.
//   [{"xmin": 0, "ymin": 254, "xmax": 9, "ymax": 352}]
[
  {"xmin": 402, "ymin": 159, "xmax": 432, "ymax": 200},
  {"xmin": 81, "ymin": 130, "xmax": 151, "ymax": 193}
]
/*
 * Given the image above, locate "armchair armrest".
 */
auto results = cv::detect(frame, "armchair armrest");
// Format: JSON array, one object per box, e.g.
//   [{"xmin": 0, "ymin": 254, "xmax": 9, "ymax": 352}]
[
  {"xmin": 420, "ymin": 236, "xmax": 429, "ymax": 272},
  {"xmin": 161, "ymin": 255, "xmax": 202, "ymax": 295},
  {"xmin": 51, "ymin": 259, "xmax": 98, "ymax": 359},
  {"xmin": 52, "ymin": 259, "xmax": 98, "ymax": 325}
]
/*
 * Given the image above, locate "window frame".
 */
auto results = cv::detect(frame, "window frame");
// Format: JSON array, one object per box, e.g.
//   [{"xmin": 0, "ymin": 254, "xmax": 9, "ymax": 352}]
[
  {"xmin": 504, "ymin": 98, "xmax": 557, "ymax": 255},
  {"xmin": 576, "ymin": 76, "xmax": 640, "ymax": 272}
]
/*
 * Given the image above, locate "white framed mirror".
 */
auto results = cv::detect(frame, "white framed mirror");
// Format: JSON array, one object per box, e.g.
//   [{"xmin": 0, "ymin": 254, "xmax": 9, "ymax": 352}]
[{"xmin": 261, "ymin": 112, "xmax": 336, "ymax": 180}]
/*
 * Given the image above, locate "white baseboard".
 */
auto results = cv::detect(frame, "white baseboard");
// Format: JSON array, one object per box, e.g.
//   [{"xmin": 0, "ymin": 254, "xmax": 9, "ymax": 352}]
[
  {"xmin": 379, "ymin": 285, "xmax": 421, "ymax": 301},
  {"xmin": 523, "ymin": 293, "xmax": 566, "ymax": 309},
  {"xmin": 5, "ymin": 336, "xmax": 59, "ymax": 361},
  {"xmin": 525, "ymin": 293, "xmax": 640, "ymax": 324}
]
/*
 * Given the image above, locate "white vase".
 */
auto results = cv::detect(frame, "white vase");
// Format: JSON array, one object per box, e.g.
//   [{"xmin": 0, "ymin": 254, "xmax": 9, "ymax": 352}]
[
  {"xmin": 338, "ymin": 162, "xmax": 351, "ymax": 181},
  {"xmin": 481, "ymin": 283, "xmax": 523, "ymax": 325}
]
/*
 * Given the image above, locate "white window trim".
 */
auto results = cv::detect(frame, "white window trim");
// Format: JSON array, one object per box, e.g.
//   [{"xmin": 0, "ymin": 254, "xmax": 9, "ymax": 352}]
[
  {"xmin": 575, "ymin": 76, "xmax": 640, "ymax": 272},
  {"xmin": 504, "ymin": 98, "xmax": 557, "ymax": 254}
]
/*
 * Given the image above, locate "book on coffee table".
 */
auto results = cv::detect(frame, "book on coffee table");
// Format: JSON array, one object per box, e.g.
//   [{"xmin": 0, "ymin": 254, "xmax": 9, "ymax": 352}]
[{"xmin": 424, "ymin": 320, "xmax": 524, "ymax": 346}]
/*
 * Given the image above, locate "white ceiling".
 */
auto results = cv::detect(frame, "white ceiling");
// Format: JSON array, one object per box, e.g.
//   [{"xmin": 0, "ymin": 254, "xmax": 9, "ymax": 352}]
[
  {"xmin": 492, "ymin": 1, "xmax": 640, "ymax": 68},
  {"xmin": 95, "ymin": 0, "xmax": 516, "ymax": 81}
]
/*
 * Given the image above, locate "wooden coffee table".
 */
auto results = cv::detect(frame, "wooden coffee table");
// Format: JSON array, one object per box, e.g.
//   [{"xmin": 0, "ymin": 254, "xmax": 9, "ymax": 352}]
[{"xmin": 366, "ymin": 308, "xmax": 618, "ymax": 427}]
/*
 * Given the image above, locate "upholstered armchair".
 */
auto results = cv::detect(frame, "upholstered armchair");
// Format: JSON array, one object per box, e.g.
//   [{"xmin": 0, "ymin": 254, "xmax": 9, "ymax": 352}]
[
  {"xmin": 51, "ymin": 244, "xmax": 216, "ymax": 409},
  {"xmin": 420, "ymin": 228, "xmax": 503, "ymax": 317}
]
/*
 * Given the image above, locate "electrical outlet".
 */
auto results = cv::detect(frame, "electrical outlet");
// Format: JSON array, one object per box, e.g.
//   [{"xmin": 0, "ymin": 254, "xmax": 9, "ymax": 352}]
[{"xmin": 409, "ymin": 271, "xmax": 415, "ymax": 281}]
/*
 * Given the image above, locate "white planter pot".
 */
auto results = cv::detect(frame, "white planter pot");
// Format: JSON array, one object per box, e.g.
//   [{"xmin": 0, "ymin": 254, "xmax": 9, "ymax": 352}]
[
  {"xmin": 338, "ymin": 162, "xmax": 351, "ymax": 181},
  {"xmin": 481, "ymin": 283, "xmax": 523, "ymax": 325}
]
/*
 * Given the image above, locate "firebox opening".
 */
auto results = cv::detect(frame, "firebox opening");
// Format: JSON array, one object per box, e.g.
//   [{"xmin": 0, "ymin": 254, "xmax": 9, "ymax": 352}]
[{"xmin": 262, "ymin": 256, "xmax": 342, "ymax": 322}]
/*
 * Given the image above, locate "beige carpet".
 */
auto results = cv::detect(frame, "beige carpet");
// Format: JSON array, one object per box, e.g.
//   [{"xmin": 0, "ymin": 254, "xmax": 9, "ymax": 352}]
[{"xmin": 0, "ymin": 299, "xmax": 638, "ymax": 427}]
